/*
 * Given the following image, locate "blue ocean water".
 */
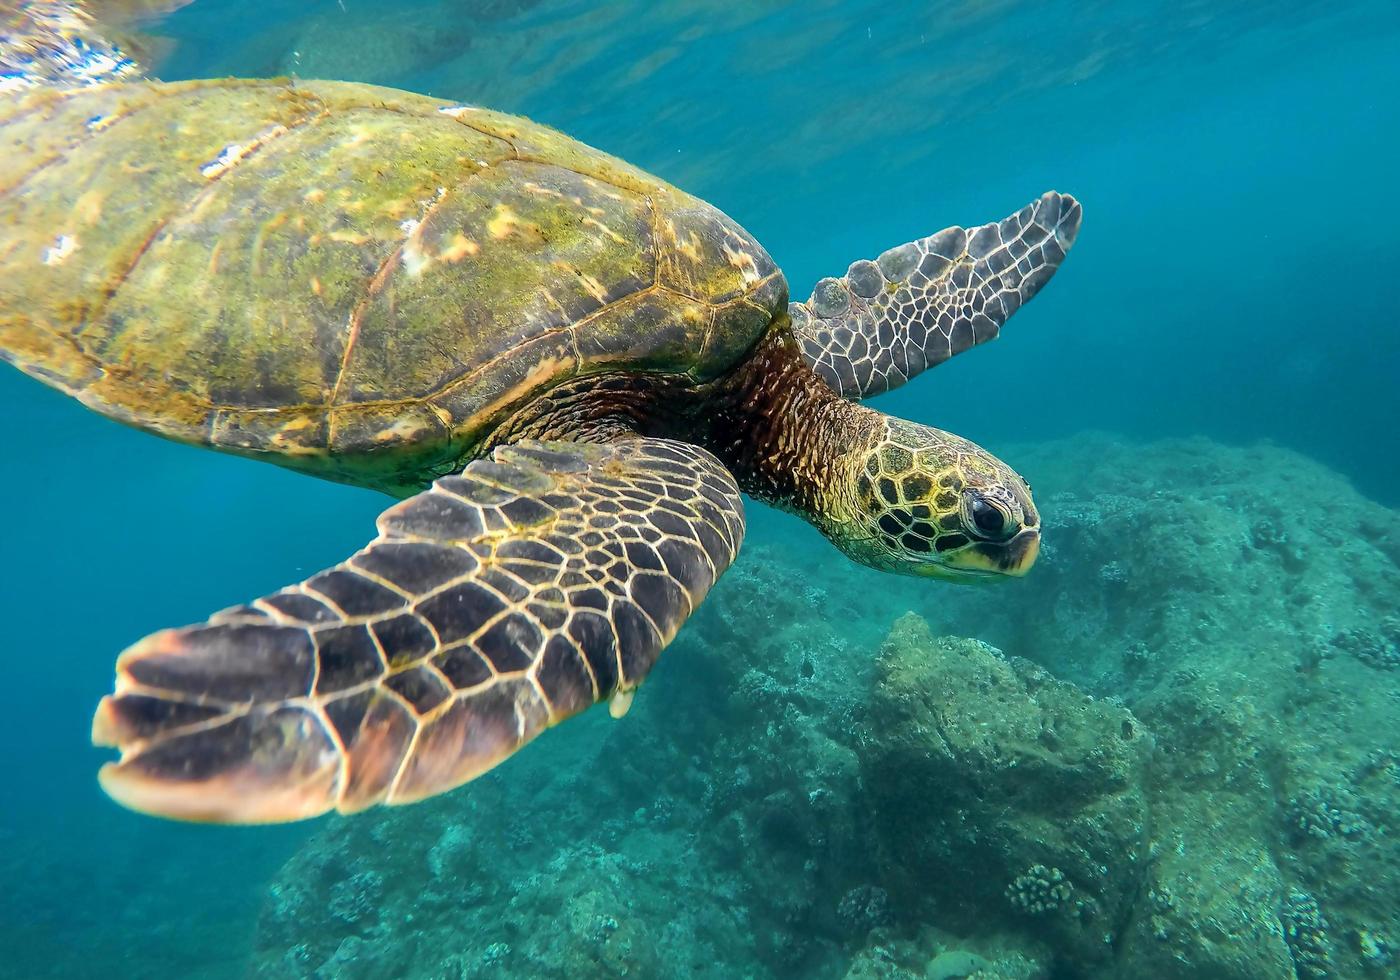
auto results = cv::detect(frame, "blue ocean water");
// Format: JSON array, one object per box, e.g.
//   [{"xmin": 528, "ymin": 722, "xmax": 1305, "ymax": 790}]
[{"xmin": 1, "ymin": 1, "xmax": 1398, "ymax": 977}]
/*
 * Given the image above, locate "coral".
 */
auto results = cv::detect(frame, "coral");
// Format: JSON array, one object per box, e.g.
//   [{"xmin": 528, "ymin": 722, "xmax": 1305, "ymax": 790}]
[
  {"xmin": 480, "ymin": 941, "xmax": 512, "ymax": 966},
  {"xmin": 1099, "ymin": 560, "xmax": 1128, "ymax": 585},
  {"xmin": 1281, "ymin": 888, "xmax": 1333, "ymax": 979},
  {"xmin": 1357, "ymin": 928, "xmax": 1394, "ymax": 969},
  {"xmin": 1122, "ymin": 641, "xmax": 1154, "ymax": 671},
  {"xmin": 327, "ymin": 870, "xmax": 382, "ymax": 926},
  {"xmin": 1331, "ymin": 626, "xmax": 1400, "ymax": 671},
  {"xmin": 836, "ymin": 885, "xmax": 891, "ymax": 938},
  {"xmin": 1298, "ymin": 635, "xmax": 1335, "ymax": 673},
  {"xmin": 842, "ymin": 942, "xmax": 913, "ymax": 980},
  {"xmin": 1286, "ymin": 787, "xmax": 1369, "ymax": 842},
  {"xmin": 1005, "ymin": 866, "xmax": 1074, "ymax": 917}
]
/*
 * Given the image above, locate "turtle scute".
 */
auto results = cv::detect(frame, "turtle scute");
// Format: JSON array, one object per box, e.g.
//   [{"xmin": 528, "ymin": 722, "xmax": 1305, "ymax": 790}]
[{"xmin": 0, "ymin": 78, "xmax": 785, "ymax": 493}]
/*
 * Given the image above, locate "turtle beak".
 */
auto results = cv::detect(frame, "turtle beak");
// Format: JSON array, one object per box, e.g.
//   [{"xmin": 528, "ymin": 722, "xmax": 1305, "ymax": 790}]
[
  {"xmin": 938, "ymin": 528, "xmax": 1041, "ymax": 579},
  {"xmin": 999, "ymin": 529, "xmax": 1040, "ymax": 577}
]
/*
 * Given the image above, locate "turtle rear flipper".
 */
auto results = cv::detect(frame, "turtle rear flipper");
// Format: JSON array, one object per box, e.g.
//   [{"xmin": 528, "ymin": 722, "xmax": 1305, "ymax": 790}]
[
  {"xmin": 792, "ymin": 191, "xmax": 1081, "ymax": 398},
  {"xmin": 93, "ymin": 438, "xmax": 745, "ymax": 823}
]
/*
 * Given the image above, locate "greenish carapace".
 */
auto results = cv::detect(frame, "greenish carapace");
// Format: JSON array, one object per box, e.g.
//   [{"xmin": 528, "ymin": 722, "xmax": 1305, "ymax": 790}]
[
  {"xmin": 2, "ymin": 47, "xmax": 1080, "ymax": 821},
  {"xmin": 0, "ymin": 79, "xmax": 784, "ymax": 493}
]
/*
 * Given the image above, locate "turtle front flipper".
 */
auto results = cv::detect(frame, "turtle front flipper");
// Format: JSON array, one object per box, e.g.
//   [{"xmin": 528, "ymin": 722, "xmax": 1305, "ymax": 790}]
[
  {"xmin": 92, "ymin": 438, "xmax": 745, "ymax": 823},
  {"xmin": 791, "ymin": 191, "xmax": 1081, "ymax": 399}
]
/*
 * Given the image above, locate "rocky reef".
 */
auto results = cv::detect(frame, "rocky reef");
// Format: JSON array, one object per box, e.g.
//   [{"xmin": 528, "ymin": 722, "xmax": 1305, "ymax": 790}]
[
  {"xmin": 860, "ymin": 619, "xmax": 1152, "ymax": 973},
  {"xmin": 249, "ymin": 436, "xmax": 1400, "ymax": 978}
]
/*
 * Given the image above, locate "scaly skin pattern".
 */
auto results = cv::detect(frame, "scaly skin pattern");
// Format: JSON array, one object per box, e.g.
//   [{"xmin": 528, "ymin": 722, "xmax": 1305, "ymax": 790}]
[
  {"xmin": 93, "ymin": 438, "xmax": 746, "ymax": 822},
  {"xmin": 487, "ymin": 324, "xmax": 1041, "ymax": 580},
  {"xmin": 0, "ymin": 78, "xmax": 784, "ymax": 494},
  {"xmin": 695, "ymin": 327, "xmax": 1041, "ymax": 579},
  {"xmin": 836, "ymin": 418, "xmax": 1040, "ymax": 578},
  {"xmin": 791, "ymin": 191, "xmax": 1082, "ymax": 399}
]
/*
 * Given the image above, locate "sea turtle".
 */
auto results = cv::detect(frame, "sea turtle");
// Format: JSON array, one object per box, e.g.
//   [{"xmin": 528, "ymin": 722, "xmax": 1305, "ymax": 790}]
[{"xmin": 0, "ymin": 2, "xmax": 1080, "ymax": 823}]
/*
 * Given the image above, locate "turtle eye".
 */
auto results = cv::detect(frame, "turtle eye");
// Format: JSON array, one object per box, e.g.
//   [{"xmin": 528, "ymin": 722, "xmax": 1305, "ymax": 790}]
[{"xmin": 966, "ymin": 494, "xmax": 1014, "ymax": 541}]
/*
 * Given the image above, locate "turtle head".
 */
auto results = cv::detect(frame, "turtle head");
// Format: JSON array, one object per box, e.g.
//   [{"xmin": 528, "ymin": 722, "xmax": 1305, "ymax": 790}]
[{"xmin": 827, "ymin": 418, "xmax": 1041, "ymax": 581}]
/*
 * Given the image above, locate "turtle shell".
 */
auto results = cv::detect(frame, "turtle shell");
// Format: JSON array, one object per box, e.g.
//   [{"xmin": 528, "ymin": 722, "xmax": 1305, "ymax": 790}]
[{"xmin": 0, "ymin": 78, "xmax": 785, "ymax": 493}]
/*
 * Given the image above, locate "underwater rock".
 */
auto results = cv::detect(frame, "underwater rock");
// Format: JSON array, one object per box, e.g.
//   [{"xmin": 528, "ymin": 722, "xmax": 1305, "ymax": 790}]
[
  {"xmin": 839, "ymin": 926, "xmax": 1047, "ymax": 980},
  {"xmin": 857, "ymin": 615, "xmax": 1152, "ymax": 972},
  {"xmin": 1115, "ymin": 812, "xmax": 1296, "ymax": 979}
]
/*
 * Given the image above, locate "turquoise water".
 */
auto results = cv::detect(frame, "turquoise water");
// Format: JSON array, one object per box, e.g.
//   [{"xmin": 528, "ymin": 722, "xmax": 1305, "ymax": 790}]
[{"xmin": 2, "ymin": 1, "xmax": 1399, "ymax": 977}]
